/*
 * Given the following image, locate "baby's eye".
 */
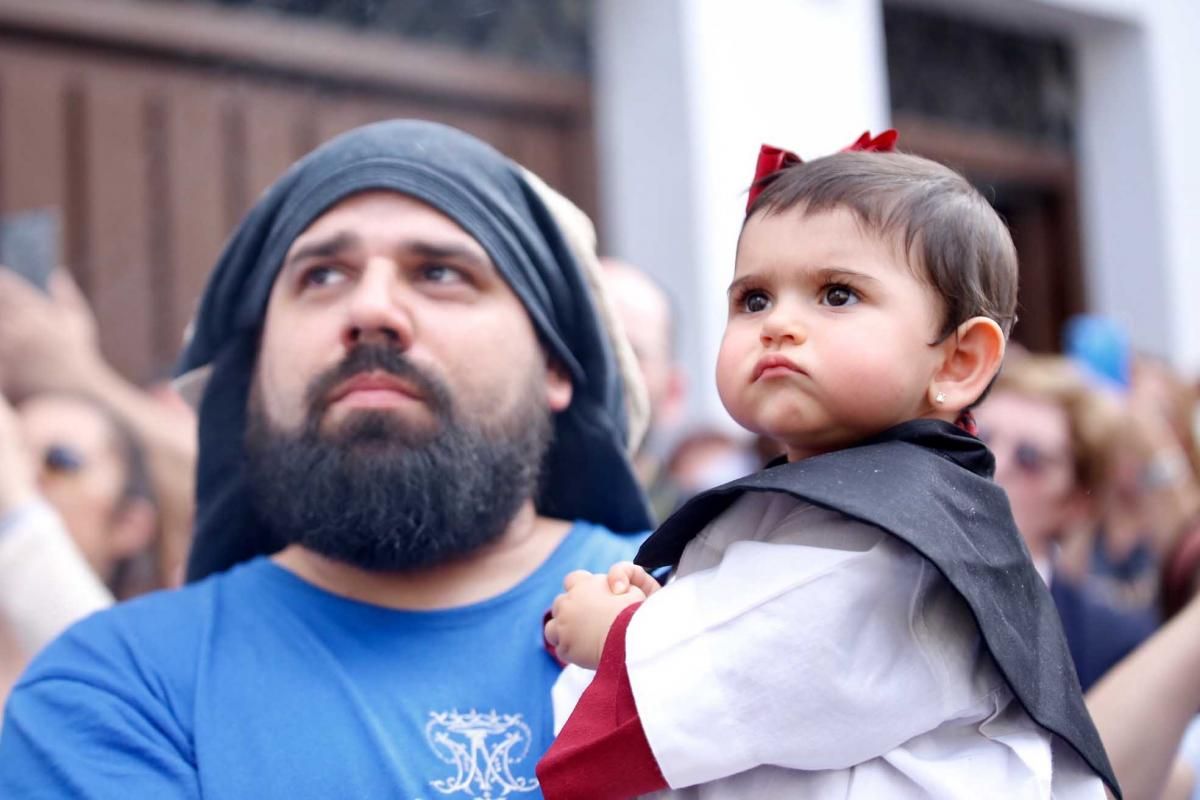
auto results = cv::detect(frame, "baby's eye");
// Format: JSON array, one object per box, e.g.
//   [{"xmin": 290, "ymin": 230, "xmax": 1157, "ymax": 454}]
[
  {"xmin": 741, "ymin": 290, "xmax": 771, "ymax": 313},
  {"xmin": 821, "ymin": 284, "xmax": 859, "ymax": 307},
  {"xmin": 300, "ymin": 265, "xmax": 346, "ymax": 289}
]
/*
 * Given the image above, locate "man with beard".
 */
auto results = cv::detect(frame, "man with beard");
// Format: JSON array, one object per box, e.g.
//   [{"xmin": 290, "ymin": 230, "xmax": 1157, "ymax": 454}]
[{"xmin": 0, "ymin": 121, "xmax": 652, "ymax": 798}]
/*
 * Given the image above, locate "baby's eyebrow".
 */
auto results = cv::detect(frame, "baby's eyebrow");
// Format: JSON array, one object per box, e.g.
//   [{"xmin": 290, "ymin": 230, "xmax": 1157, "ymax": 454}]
[
  {"xmin": 726, "ymin": 276, "xmax": 758, "ymax": 298},
  {"xmin": 726, "ymin": 265, "xmax": 885, "ymax": 299},
  {"xmin": 811, "ymin": 266, "xmax": 882, "ymax": 286}
]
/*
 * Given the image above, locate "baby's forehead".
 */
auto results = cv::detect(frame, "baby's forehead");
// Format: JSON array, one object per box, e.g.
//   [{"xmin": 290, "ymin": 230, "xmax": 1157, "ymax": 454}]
[{"xmin": 736, "ymin": 204, "xmax": 926, "ymax": 279}]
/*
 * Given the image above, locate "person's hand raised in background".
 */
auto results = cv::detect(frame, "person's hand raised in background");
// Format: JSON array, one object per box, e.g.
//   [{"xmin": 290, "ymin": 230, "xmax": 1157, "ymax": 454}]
[{"xmin": 0, "ymin": 267, "xmax": 100, "ymax": 401}]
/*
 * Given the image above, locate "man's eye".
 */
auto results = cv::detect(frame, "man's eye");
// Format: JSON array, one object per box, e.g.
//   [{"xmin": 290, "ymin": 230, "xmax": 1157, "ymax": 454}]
[
  {"xmin": 742, "ymin": 291, "xmax": 771, "ymax": 313},
  {"xmin": 821, "ymin": 284, "xmax": 859, "ymax": 307},
  {"xmin": 419, "ymin": 264, "xmax": 466, "ymax": 284},
  {"xmin": 301, "ymin": 266, "xmax": 345, "ymax": 288}
]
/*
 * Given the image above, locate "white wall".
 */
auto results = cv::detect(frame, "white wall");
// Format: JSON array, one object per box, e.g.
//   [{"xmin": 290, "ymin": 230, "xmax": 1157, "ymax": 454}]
[
  {"xmin": 925, "ymin": 0, "xmax": 1200, "ymax": 368},
  {"xmin": 1073, "ymin": 12, "xmax": 1172, "ymax": 355},
  {"xmin": 1144, "ymin": 1, "xmax": 1200, "ymax": 371},
  {"xmin": 594, "ymin": 0, "xmax": 892, "ymax": 425}
]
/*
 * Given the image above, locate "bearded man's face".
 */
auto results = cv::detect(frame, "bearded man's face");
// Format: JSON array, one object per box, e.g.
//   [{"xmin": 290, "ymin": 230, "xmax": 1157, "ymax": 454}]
[{"xmin": 244, "ymin": 191, "xmax": 572, "ymax": 570}]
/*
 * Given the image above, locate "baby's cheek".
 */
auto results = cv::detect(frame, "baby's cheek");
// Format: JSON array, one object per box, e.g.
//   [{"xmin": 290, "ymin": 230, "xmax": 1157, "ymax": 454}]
[
  {"xmin": 715, "ymin": 373, "xmax": 762, "ymax": 435},
  {"xmin": 715, "ymin": 338, "xmax": 750, "ymax": 422},
  {"xmin": 831, "ymin": 361, "xmax": 914, "ymax": 418}
]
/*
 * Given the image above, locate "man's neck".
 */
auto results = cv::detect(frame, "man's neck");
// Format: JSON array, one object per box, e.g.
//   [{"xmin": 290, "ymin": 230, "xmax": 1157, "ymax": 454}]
[{"xmin": 271, "ymin": 502, "xmax": 572, "ymax": 610}]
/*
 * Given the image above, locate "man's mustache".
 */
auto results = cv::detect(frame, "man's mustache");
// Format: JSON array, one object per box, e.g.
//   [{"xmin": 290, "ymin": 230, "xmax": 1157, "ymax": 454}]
[{"xmin": 304, "ymin": 345, "xmax": 453, "ymax": 421}]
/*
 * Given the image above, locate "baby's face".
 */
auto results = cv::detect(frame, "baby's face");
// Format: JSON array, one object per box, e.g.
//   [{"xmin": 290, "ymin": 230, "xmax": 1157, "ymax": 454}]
[{"xmin": 717, "ymin": 206, "xmax": 948, "ymax": 460}]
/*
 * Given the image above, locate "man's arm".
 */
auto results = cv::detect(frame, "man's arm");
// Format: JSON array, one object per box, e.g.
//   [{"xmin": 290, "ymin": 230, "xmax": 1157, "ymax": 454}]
[
  {"xmin": 0, "ymin": 618, "xmax": 200, "ymax": 798},
  {"xmin": 1, "ymin": 677, "xmax": 200, "ymax": 798}
]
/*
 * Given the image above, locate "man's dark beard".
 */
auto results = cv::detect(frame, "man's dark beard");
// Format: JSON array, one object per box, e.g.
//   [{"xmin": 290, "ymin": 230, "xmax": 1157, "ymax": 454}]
[{"xmin": 244, "ymin": 344, "xmax": 553, "ymax": 571}]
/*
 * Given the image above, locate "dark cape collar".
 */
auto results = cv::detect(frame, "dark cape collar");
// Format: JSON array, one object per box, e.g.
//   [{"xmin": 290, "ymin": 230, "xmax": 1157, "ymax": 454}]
[{"xmin": 636, "ymin": 419, "xmax": 1120, "ymax": 798}]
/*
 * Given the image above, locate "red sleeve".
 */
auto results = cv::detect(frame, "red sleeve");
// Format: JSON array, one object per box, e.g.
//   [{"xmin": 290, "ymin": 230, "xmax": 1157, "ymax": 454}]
[{"xmin": 536, "ymin": 602, "xmax": 669, "ymax": 799}]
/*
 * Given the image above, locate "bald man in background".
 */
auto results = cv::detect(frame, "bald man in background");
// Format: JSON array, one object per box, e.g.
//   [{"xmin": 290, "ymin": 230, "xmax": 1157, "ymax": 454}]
[{"xmin": 601, "ymin": 259, "xmax": 688, "ymax": 521}]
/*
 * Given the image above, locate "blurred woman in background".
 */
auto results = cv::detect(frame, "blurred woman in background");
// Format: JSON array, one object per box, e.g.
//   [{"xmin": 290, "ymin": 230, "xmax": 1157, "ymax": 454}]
[{"xmin": 974, "ymin": 355, "xmax": 1158, "ymax": 690}]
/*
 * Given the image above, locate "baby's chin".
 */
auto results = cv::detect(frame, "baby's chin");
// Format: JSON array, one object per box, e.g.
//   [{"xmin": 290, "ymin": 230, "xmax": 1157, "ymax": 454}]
[
  {"xmin": 776, "ymin": 422, "xmax": 918, "ymax": 460},
  {"xmin": 771, "ymin": 435, "xmax": 862, "ymax": 462}
]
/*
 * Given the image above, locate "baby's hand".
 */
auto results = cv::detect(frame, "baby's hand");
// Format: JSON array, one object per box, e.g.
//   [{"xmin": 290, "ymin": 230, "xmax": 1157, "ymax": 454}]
[
  {"xmin": 606, "ymin": 561, "xmax": 662, "ymax": 598},
  {"xmin": 545, "ymin": 570, "xmax": 648, "ymax": 670}
]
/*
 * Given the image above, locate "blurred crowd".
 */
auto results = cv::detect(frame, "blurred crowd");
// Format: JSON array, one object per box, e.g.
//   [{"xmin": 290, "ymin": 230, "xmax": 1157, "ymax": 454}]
[
  {"xmin": 4, "ymin": 240, "xmax": 1200, "ymax": 796},
  {"xmin": 0, "ymin": 268, "xmax": 197, "ymax": 708}
]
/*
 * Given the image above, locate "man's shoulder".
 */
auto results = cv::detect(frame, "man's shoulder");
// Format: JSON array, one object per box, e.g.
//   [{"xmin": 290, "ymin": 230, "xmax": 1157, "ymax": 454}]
[
  {"xmin": 17, "ymin": 559, "xmax": 270, "ymax": 692},
  {"xmin": 0, "ymin": 566, "xmax": 281, "ymax": 794}
]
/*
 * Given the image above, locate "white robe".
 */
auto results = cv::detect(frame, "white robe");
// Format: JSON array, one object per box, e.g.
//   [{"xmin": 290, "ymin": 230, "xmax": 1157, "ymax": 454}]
[{"xmin": 553, "ymin": 492, "xmax": 1107, "ymax": 798}]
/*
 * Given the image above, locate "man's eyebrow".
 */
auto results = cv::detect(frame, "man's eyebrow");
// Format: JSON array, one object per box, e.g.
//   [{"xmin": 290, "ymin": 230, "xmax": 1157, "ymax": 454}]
[
  {"xmin": 405, "ymin": 241, "xmax": 493, "ymax": 272},
  {"xmin": 285, "ymin": 231, "xmax": 360, "ymax": 268}
]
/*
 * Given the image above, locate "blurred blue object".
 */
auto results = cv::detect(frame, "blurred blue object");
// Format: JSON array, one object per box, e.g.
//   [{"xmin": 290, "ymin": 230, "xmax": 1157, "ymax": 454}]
[{"xmin": 1064, "ymin": 314, "xmax": 1131, "ymax": 391}]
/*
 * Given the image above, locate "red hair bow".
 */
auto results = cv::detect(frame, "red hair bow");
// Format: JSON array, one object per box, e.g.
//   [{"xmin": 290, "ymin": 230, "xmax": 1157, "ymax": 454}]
[{"xmin": 747, "ymin": 129, "xmax": 899, "ymax": 211}]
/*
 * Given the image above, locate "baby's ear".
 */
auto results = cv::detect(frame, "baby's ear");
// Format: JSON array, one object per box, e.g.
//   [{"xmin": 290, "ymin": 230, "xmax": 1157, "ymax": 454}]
[{"xmin": 928, "ymin": 317, "xmax": 1006, "ymax": 411}]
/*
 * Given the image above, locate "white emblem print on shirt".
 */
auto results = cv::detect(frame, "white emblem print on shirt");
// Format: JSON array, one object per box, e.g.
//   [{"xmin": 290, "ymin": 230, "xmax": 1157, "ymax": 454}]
[{"xmin": 425, "ymin": 709, "xmax": 539, "ymax": 799}]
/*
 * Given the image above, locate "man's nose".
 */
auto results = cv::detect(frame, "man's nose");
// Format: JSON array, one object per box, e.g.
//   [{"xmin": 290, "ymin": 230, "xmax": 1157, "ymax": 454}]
[
  {"xmin": 760, "ymin": 303, "xmax": 807, "ymax": 347},
  {"xmin": 341, "ymin": 258, "xmax": 415, "ymax": 350}
]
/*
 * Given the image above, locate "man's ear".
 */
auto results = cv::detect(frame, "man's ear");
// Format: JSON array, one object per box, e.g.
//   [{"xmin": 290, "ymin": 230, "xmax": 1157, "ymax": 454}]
[
  {"xmin": 929, "ymin": 317, "xmax": 1006, "ymax": 411},
  {"xmin": 545, "ymin": 358, "xmax": 573, "ymax": 413}
]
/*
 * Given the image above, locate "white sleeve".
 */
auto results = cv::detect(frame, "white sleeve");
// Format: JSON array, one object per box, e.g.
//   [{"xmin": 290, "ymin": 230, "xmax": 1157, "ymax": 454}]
[
  {"xmin": 0, "ymin": 499, "xmax": 113, "ymax": 654},
  {"xmin": 625, "ymin": 505, "xmax": 992, "ymax": 788}
]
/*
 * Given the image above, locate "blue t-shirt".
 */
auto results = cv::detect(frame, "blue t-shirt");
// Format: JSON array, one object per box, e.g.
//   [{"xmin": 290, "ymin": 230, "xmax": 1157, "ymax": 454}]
[{"xmin": 0, "ymin": 521, "xmax": 640, "ymax": 799}]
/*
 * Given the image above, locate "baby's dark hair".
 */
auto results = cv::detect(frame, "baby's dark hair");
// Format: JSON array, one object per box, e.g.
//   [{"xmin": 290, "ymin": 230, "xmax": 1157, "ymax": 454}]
[{"xmin": 746, "ymin": 151, "xmax": 1018, "ymax": 342}]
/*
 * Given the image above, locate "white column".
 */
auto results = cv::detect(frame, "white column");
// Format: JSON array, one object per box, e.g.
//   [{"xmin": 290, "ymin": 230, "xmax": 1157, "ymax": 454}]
[
  {"xmin": 1145, "ymin": 0, "xmax": 1200, "ymax": 372},
  {"xmin": 1073, "ymin": 16, "xmax": 1173, "ymax": 357},
  {"xmin": 594, "ymin": 0, "xmax": 891, "ymax": 424},
  {"xmin": 963, "ymin": 0, "xmax": 1200, "ymax": 370},
  {"xmin": 1063, "ymin": 0, "xmax": 1200, "ymax": 370}
]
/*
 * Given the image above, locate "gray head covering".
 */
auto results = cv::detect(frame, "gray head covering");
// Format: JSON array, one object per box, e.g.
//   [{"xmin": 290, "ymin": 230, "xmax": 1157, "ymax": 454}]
[{"xmin": 177, "ymin": 119, "xmax": 652, "ymax": 582}]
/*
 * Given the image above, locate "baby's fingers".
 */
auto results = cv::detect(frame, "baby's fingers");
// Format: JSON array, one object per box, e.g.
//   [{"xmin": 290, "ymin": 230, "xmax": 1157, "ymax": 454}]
[
  {"xmin": 563, "ymin": 569, "xmax": 592, "ymax": 590},
  {"xmin": 550, "ymin": 591, "xmax": 568, "ymax": 619},
  {"xmin": 608, "ymin": 561, "xmax": 661, "ymax": 597},
  {"xmin": 608, "ymin": 562, "xmax": 631, "ymax": 593},
  {"xmin": 607, "ymin": 562, "xmax": 637, "ymax": 593}
]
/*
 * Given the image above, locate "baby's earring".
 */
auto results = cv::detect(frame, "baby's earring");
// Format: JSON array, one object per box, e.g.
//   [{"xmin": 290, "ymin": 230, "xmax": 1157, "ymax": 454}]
[{"xmin": 934, "ymin": 391, "xmax": 946, "ymax": 405}]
